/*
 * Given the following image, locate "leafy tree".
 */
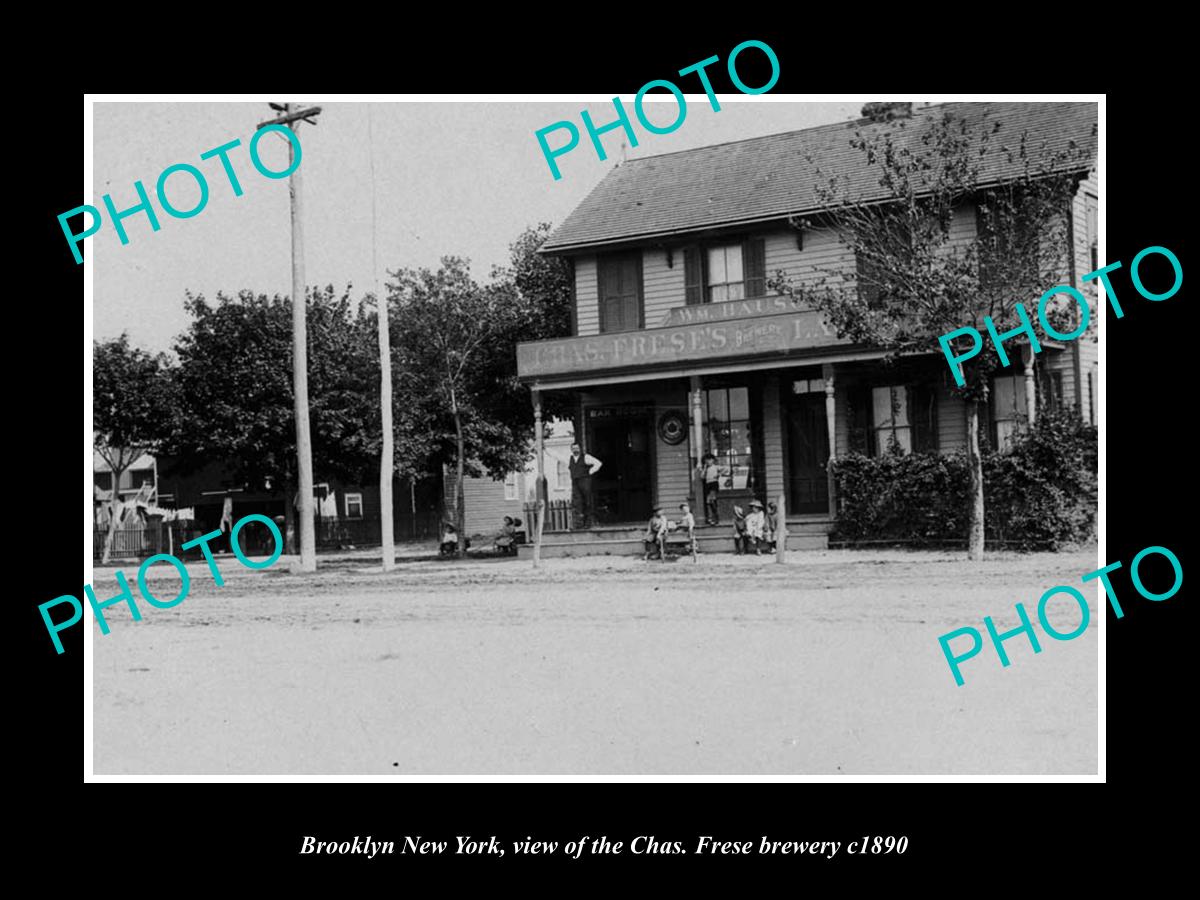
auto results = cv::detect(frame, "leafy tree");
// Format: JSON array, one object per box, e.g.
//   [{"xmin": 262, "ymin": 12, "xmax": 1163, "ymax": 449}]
[
  {"xmin": 770, "ymin": 107, "xmax": 1093, "ymax": 560},
  {"xmin": 161, "ymin": 286, "xmax": 379, "ymax": 550},
  {"xmin": 492, "ymin": 222, "xmax": 575, "ymax": 424},
  {"xmin": 93, "ymin": 334, "xmax": 171, "ymax": 563},
  {"xmin": 387, "ymin": 257, "xmax": 532, "ymax": 555}
]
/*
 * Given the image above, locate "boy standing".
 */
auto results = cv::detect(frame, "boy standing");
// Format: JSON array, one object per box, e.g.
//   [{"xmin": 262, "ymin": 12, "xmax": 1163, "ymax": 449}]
[
  {"xmin": 745, "ymin": 500, "xmax": 767, "ymax": 556},
  {"xmin": 699, "ymin": 453, "xmax": 721, "ymax": 525}
]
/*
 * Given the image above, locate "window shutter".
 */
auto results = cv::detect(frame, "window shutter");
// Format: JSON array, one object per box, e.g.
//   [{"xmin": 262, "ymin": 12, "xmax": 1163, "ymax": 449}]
[
  {"xmin": 848, "ymin": 386, "xmax": 874, "ymax": 455},
  {"xmin": 684, "ymin": 247, "xmax": 703, "ymax": 305},
  {"xmin": 909, "ymin": 384, "xmax": 938, "ymax": 453},
  {"xmin": 744, "ymin": 237, "xmax": 766, "ymax": 298}
]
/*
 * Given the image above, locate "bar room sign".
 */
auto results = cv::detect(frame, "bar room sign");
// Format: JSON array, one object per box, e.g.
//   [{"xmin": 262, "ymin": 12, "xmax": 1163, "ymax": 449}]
[{"xmin": 517, "ymin": 309, "xmax": 847, "ymax": 379}]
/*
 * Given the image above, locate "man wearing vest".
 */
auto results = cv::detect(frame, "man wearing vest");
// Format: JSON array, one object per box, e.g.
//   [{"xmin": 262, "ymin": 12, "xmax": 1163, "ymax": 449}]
[{"xmin": 568, "ymin": 442, "xmax": 603, "ymax": 529}]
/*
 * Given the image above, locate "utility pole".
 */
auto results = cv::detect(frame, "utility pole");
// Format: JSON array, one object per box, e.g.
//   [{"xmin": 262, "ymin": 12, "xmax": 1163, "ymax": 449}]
[
  {"xmin": 258, "ymin": 103, "xmax": 322, "ymax": 572},
  {"xmin": 367, "ymin": 104, "xmax": 395, "ymax": 572}
]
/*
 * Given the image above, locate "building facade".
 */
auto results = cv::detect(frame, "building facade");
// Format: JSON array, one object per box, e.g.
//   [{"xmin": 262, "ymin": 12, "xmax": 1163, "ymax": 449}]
[{"xmin": 516, "ymin": 103, "xmax": 1098, "ymax": 537}]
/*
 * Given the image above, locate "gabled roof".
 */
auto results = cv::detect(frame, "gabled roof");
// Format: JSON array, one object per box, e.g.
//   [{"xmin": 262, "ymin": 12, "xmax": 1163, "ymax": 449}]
[{"xmin": 542, "ymin": 101, "xmax": 1098, "ymax": 254}]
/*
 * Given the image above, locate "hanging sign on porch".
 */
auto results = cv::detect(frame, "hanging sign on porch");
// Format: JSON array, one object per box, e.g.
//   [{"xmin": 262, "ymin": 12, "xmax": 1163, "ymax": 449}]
[{"xmin": 659, "ymin": 295, "xmax": 810, "ymax": 327}]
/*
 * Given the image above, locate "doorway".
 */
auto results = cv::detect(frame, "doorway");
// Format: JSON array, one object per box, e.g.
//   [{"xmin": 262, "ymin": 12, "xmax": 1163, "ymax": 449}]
[
  {"xmin": 587, "ymin": 408, "xmax": 653, "ymax": 524},
  {"xmin": 786, "ymin": 393, "xmax": 830, "ymax": 515}
]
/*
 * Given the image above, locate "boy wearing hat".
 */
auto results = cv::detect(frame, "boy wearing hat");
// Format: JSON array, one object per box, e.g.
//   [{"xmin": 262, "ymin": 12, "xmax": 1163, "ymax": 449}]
[
  {"xmin": 643, "ymin": 506, "xmax": 669, "ymax": 560},
  {"xmin": 699, "ymin": 453, "xmax": 721, "ymax": 525},
  {"xmin": 745, "ymin": 500, "xmax": 767, "ymax": 556}
]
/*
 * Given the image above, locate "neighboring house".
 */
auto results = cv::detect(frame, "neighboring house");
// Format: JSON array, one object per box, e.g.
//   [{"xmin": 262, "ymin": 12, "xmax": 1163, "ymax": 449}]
[
  {"xmin": 153, "ymin": 456, "xmax": 443, "ymax": 544},
  {"xmin": 444, "ymin": 419, "xmax": 575, "ymax": 536},
  {"xmin": 516, "ymin": 102, "xmax": 1098, "ymax": 528},
  {"xmin": 93, "ymin": 451, "xmax": 157, "ymax": 505}
]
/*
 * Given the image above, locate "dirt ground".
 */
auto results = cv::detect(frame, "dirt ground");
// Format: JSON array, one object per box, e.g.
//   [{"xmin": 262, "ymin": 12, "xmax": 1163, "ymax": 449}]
[{"xmin": 91, "ymin": 544, "xmax": 1099, "ymax": 775}]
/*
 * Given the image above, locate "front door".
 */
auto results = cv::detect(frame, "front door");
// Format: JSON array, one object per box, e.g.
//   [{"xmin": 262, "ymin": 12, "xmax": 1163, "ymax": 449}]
[
  {"xmin": 787, "ymin": 393, "xmax": 830, "ymax": 515},
  {"xmin": 588, "ymin": 412, "xmax": 653, "ymax": 524}
]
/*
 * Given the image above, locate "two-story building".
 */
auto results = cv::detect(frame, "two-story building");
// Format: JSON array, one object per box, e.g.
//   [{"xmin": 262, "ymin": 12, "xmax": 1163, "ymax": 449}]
[{"xmin": 516, "ymin": 102, "xmax": 1098, "ymax": 551}]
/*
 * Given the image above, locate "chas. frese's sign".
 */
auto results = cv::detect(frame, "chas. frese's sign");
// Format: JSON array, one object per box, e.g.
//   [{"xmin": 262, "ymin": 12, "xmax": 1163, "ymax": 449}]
[{"xmin": 517, "ymin": 303, "xmax": 845, "ymax": 379}]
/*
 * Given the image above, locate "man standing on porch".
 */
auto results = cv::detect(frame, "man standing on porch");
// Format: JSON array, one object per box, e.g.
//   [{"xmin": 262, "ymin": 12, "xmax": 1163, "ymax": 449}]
[{"xmin": 568, "ymin": 442, "xmax": 603, "ymax": 529}]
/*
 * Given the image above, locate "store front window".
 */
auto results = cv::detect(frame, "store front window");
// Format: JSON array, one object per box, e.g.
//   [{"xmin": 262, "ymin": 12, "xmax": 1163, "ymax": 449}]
[{"xmin": 704, "ymin": 386, "xmax": 753, "ymax": 490}]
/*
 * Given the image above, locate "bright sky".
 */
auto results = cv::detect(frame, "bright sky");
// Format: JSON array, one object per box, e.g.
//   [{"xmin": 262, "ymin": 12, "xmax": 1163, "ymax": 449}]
[{"xmin": 92, "ymin": 98, "xmax": 865, "ymax": 353}]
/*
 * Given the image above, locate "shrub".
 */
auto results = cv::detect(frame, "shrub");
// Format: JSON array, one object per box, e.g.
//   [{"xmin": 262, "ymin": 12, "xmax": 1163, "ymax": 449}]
[{"xmin": 830, "ymin": 411, "xmax": 1097, "ymax": 551}]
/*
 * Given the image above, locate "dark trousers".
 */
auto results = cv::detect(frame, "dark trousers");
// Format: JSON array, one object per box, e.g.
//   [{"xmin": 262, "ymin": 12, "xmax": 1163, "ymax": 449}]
[
  {"xmin": 572, "ymin": 477, "xmax": 593, "ymax": 528},
  {"xmin": 703, "ymin": 481, "xmax": 720, "ymax": 525}
]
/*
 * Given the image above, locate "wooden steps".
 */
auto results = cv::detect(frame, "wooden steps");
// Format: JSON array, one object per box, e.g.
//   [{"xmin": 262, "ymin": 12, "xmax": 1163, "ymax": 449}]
[{"xmin": 516, "ymin": 519, "xmax": 832, "ymax": 559}]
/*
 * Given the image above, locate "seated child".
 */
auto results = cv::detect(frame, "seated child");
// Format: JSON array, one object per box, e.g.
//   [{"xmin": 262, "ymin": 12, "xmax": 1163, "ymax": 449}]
[
  {"xmin": 643, "ymin": 506, "xmax": 669, "ymax": 560},
  {"xmin": 731, "ymin": 505, "xmax": 748, "ymax": 555},
  {"xmin": 440, "ymin": 522, "xmax": 460, "ymax": 556},
  {"xmin": 745, "ymin": 500, "xmax": 767, "ymax": 555},
  {"xmin": 494, "ymin": 515, "xmax": 517, "ymax": 554},
  {"xmin": 764, "ymin": 500, "xmax": 779, "ymax": 552}
]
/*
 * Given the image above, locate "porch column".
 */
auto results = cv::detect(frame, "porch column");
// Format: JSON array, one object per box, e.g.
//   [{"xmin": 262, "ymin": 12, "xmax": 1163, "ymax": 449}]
[
  {"xmin": 532, "ymin": 388, "xmax": 546, "ymax": 503},
  {"xmin": 689, "ymin": 376, "xmax": 704, "ymax": 512},
  {"xmin": 1023, "ymin": 345, "xmax": 1037, "ymax": 428},
  {"xmin": 532, "ymin": 388, "xmax": 546, "ymax": 568},
  {"xmin": 822, "ymin": 363, "xmax": 837, "ymax": 518}
]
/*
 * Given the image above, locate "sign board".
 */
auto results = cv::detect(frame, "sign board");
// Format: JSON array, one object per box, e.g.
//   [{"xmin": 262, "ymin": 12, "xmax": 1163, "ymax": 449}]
[{"xmin": 517, "ymin": 309, "xmax": 846, "ymax": 380}]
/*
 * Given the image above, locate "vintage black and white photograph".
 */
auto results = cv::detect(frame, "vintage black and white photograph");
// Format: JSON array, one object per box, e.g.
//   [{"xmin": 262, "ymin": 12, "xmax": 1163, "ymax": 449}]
[{"xmin": 87, "ymin": 96, "xmax": 1100, "ymax": 775}]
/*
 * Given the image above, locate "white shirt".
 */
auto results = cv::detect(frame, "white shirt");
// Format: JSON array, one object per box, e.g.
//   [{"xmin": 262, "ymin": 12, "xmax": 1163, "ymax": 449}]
[{"xmin": 571, "ymin": 453, "xmax": 603, "ymax": 475}]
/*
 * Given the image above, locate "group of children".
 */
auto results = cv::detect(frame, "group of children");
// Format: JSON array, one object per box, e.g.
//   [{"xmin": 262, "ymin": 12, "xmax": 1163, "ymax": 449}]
[{"xmin": 642, "ymin": 498, "xmax": 779, "ymax": 560}]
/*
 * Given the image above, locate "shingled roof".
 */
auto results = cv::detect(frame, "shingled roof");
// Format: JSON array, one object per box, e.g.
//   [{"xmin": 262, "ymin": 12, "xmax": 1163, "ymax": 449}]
[{"xmin": 541, "ymin": 101, "xmax": 1097, "ymax": 254}]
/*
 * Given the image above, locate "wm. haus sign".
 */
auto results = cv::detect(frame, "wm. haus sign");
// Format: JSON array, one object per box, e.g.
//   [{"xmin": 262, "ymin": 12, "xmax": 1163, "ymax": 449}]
[{"xmin": 517, "ymin": 300, "xmax": 849, "ymax": 381}]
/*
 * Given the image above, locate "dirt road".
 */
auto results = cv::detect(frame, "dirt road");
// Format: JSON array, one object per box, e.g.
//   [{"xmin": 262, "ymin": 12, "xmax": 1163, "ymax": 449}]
[{"xmin": 92, "ymin": 547, "xmax": 1099, "ymax": 775}]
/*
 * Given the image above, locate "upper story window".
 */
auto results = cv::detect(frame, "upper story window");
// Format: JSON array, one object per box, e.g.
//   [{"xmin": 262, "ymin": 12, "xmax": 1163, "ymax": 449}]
[
  {"xmin": 684, "ymin": 237, "xmax": 766, "ymax": 305},
  {"xmin": 598, "ymin": 251, "xmax": 643, "ymax": 333},
  {"xmin": 707, "ymin": 245, "xmax": 745, "ymax": 302}
]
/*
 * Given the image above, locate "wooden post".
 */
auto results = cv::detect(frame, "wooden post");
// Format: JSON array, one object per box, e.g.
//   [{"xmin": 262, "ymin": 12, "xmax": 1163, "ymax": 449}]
[
  {"xmin": 775, "ymin": 493, "xmax": 788, "ymax": 563},
  {"xmin": 533, "ymin": 498, "xmax": 546, "ymax": 568},
  {"xmin": 257, "ymin": 104, "xmax": 324, "ymax": 574},
  {"xmin": 1023, "ymin": 344, "xmax": 1037, "ymax": 428},
  {"xmin": 822, "ymin": 363, "xmax": 837, "ymax": 519},
  {"xmin": 689, "ymin": 375, "xmax": 704, "ymax": 516},
  {"xmin": 370, "ymin": 104, "xmax": 395, "ymax": 573},
  {"xmin": 533, "ymin": 389, "xmax": 545, "ymax": 569}
]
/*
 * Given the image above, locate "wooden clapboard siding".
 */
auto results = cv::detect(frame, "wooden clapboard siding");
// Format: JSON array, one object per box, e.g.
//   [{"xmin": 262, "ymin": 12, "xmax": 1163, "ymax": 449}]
[
  {"xmin": 575, "ymin": 255, "xmax": 600, "ymax": 336},
  {"xmin": 459, "ymin": 473, "xmax": 526, "ymax": 537},
  {"xmin": 763, "ymin": 226, "xmax": 852, "ymax": 294},
  {"xmin": 762, "ymin": 377, "xmax": 784, "ymax": 501},
  {"xmin": 834, "ymin": 387, "xmax": 851, "ymax": 457},
  {"xmin": 947, "ymin": 203, "xmax": 977, "ymax": 249},
  {"xmin": 655, "ymin": 387, "xmax": 692, "ymax": 508},
  {"xmin": 1072, "ymin": 171, "xmax": 1100, "ymax": 419},
  {"xmin": 642, "ymin": 247, "xmax": 685, "ymax": 327}
]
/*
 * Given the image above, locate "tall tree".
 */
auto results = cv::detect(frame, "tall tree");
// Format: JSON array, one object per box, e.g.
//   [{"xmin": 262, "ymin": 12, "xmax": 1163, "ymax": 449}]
[
  {"xmin": 388, "ymin": 257, "xmax": 532, "ymax": 556},
  {"xmin": 771, "ymin": 107, "xmax": 1093, "ymax": 560},
  {"xmin": 93, "ymin": 334, "xmax": 171, "ymax": 564},
  {"xmin": 161, "ymin": 286, "xmax": 379, "ymax": 551}
]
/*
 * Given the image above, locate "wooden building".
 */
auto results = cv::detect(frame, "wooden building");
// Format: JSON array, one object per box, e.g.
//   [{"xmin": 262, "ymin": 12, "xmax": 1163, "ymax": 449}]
[{"xmin": 516, "ymin": 102, "xmax": 1098, "ymax": 550}]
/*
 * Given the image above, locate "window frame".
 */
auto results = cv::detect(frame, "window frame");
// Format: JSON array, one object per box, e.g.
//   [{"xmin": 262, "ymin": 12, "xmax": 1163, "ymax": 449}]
[
  {"xmin": 344, "ymin": 492, "xmax": 364, "ymax": 519},
  {"xmin": 684, "ymin": 237, "xmax": 767, "ymax": 305},
  {"xmin": 597, "ymin": 250, "xmax": 644, "ymax": 334},
  {"xmin": 990, "ymin": 373, "xmax": 1029, "ymax": 450}
]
